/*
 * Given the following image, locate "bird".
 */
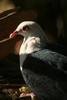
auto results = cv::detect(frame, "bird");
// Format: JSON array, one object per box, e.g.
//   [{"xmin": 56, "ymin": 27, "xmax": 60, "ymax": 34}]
[{"xmin": 10, "ymin": 21, "xmax": 67, "ymax": 100}]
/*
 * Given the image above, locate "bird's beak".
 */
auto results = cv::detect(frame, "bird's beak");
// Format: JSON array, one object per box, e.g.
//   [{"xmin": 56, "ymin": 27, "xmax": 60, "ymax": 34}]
[{"xmin": 9, "ymin": 31, "xmax": 18, "ymax": 38}]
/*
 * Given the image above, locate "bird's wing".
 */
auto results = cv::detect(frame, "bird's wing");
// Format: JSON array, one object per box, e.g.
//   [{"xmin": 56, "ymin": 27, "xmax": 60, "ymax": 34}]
[
  {"xmin": 21, "ymin": 49, "xmax": 67, "ymax": 99},
  {"xmin": 23, "ymin": 49, "xmax": 67, "ymax": 81},
  {"xmin": 32, "ymin": 49, "xmax": 67, "ymax": 72}
]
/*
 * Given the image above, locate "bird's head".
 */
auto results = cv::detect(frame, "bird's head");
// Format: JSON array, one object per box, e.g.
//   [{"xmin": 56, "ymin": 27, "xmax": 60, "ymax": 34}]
[{"xmin": 10, "ymin": 21, "xmax": 48, "ymax": 42}]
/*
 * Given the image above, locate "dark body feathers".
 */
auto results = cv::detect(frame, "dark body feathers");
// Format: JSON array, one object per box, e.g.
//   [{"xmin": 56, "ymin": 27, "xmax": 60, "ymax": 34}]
[{"xmin": 20, "ymin": 44, "xmax": 67, "ymax": 100}]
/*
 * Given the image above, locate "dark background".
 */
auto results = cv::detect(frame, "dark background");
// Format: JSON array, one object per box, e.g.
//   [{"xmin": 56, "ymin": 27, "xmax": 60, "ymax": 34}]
[{"xmin": 0, "ymin": 0, "xmax": 67, "ymax": 84}]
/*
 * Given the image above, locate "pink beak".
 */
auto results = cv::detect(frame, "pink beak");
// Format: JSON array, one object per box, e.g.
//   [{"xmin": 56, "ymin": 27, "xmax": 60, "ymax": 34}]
[{"xmin": 10, "ymin": 31, "xmax": 18, "ymax": 38}]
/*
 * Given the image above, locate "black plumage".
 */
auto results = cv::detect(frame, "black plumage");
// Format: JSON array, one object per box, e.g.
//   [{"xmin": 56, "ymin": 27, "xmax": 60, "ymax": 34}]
[{"xmin": 21, "ymin": 46, "xmax": 67, "ymax": 100}]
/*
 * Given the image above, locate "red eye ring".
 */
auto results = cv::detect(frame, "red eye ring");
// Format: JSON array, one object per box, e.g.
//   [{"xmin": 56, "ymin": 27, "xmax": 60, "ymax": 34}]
[{"xmin": 23, "ymin": 25, "xmax": 29, "ymax": 31}]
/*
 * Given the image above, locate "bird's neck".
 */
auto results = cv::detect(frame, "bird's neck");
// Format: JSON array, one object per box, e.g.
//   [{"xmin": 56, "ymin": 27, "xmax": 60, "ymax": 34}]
[{"xmin": 19, "ymin": 36, "xmax": 41, "ymax": 55}]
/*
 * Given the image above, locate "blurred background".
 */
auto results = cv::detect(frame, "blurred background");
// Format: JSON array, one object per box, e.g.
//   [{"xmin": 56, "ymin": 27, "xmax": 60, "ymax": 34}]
[{"xmin": 0, "ymin": 0, "xmax": 67, "ymax": 84}]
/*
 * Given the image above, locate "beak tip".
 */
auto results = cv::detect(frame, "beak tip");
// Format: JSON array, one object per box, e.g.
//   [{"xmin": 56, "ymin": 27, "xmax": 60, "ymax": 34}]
[
  {"xmin": 9, "ymin": 34, "xmax": 12, "ymax": 38},
  {"xmin": 9, "ymin": 31, "xmax": 18, "ymax": 38}
]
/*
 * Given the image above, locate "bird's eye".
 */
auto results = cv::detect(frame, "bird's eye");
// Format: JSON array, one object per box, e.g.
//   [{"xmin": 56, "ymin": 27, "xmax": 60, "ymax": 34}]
[{"xmin": 23, "ymin": 25, "xmax": 29, "ymax": 31}]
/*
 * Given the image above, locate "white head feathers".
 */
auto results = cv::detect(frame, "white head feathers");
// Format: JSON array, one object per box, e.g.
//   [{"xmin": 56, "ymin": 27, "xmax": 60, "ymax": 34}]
[{"xmin": 10, "ymin": 21, "xmax": 48, "ymax": 54}]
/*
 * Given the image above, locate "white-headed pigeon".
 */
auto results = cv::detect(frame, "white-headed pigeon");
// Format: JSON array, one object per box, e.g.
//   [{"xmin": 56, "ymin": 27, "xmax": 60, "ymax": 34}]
[{"xmin": 10, "ymin": 21, "xmax": 67, "ymax": 100}]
